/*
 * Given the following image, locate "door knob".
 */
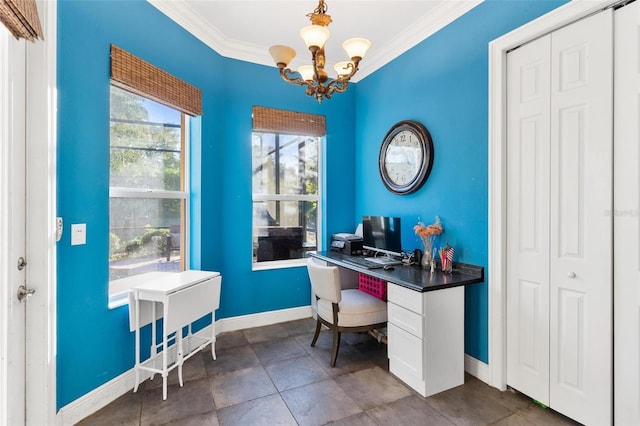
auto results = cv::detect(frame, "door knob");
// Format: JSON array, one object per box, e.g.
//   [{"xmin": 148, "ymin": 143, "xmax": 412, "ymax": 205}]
[
  {"xmin": 17, "ymin": 284, "xmax": 35, "ymax": 302},
  {"xmin": 567, "ymin": 272, "xmax": 576, "ymax": 279}
]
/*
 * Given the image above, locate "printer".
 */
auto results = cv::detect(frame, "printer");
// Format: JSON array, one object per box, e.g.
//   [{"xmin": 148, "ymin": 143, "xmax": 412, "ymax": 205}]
[{"xmin": 330, "ymin": 233, "xmax": 363, "ymax": 255}]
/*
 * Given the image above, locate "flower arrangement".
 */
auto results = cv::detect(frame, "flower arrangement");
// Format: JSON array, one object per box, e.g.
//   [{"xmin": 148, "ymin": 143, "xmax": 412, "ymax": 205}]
[{"xmin": 414, "ymin": 216, "xmax": 443, "ymax": 267}]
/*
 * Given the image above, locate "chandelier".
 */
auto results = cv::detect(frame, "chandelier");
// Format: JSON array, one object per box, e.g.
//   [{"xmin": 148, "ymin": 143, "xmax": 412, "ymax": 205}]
[{"xmin": 268, "ymin": 0, "xmax": 371, "ymax": 103}]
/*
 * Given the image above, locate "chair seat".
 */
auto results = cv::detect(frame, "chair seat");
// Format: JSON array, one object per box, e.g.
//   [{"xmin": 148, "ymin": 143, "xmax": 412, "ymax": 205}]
[{"xmin": 318, "ymin": 289, "xmax": 387, "ymax": 327}]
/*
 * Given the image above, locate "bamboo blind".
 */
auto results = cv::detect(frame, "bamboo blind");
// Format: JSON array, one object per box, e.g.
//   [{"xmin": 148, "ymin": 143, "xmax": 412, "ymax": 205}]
[
  {"xmin": 0, "ymin": 0, "xmax": 43, "ymax": 41},
  {"xmin": 253, "ymin": 106, "xmax": 326, "ymax": 137},
  {"xmin": 110, "ymin": 44, "xmax": 202, "ymax": 117}
]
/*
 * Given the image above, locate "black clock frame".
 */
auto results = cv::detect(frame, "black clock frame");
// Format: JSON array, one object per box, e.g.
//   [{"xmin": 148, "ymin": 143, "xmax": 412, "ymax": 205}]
[{"xmin": 378, "ymin": 120, "xmax": 434, "ymax": 195}]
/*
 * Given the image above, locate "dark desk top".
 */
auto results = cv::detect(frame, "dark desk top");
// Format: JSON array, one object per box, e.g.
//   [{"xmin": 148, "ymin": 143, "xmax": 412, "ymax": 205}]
[{"xmin": 309, "ymin": 251, "xmax": 484, "ymax": 293}]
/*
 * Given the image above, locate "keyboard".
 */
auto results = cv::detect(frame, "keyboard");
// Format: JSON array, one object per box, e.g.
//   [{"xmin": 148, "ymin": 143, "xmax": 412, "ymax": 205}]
[
  {"xmin": 365, "ymin": 256, "xmax": 402, "ymax": 266},
  {"xmin": 342, "ymin": 257, "xmax": 384, "ymax": 269}
]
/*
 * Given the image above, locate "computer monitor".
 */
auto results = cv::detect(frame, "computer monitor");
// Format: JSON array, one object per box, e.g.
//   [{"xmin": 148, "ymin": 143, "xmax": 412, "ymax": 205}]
[{"xmin": 362, "ymin": 216, "xmax": 402, "ymax": 257}]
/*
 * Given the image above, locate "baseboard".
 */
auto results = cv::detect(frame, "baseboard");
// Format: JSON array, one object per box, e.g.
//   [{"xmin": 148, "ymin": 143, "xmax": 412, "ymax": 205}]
[
  {"xmin": 216, "ymin": 305, "xmax": 312, "ymax": 333},
  {"xmin": 464, "ymin": 354, "xmax": 490, "ymax": 384},
  {"xmin": 56, "ymin": 305, "xmax": 312, "ymax": 425}
]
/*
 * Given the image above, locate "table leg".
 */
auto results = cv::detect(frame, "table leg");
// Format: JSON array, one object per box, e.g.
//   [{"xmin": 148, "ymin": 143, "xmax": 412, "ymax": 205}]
[
  {"xmin": 133, "ymin": 293, "xmax": 140, "ymax": 393},
  {"xmin": 211, "ymin": 312, "xmax": 216, "ymax": 360}
]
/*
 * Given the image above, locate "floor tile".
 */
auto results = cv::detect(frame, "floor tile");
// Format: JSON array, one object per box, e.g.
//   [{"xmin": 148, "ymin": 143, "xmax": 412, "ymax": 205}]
[
  {"xmin": 203, "ymin": 344, "xmax": 260, "ymax": 376},
  {"xmin": 513, "ymin": 403, "xmax": 581, "ymax": 426},
  {"xmin": 281, "ymin": 379, "xmax": 363, "ymax": 426},
  {"xmin": 216, "ymin": 393, "xmax": 297, "ymax": 426},
  {"xmin": 280, "ymin": 317, "xmax": 318, "ymax": 336},
  {"xmin": 162, "ymin": 409, "xmax": 219, "ymax": 426},
  {"xmin": 209, "ymin": 365, "xmax": 277, "ymax": 409},
  {"xmin": 336, "ymin": 366, "xmax": 412, "ymax": 410},
  {"xmin": 426, "ymin": 380, "xmax": 514, "ymax": 426},
  {"xmin": 76, "ymin": 390, "xmax": 142, "ymax": 426},
  {"xmin": 243, "ymin": 323, "xmax": 290, "ymax": 344},
  {"xmin": 325, "ymin": 411, "xmax": 378, "ymax": 426},
  {"xmin": 367, "ymin": 395, "xmax": 455, "ymax": 425},
  {"xmin": 252, "ymin": 336, "xmax": 307, "ymax": 365},
  {"xmin": 77, "ymin": 318, "xmax": 581, "ymax": 426},
  {"xmin": 140, "ymin": 377, "xmax": 214, "ymax": 426},
  {"xmin": 215, "ymin": 330, "xmax": 249, "ymax": 350},
  {"xmin": 265, "ymin": 354, "xmax": 330, "ymax": 392}
]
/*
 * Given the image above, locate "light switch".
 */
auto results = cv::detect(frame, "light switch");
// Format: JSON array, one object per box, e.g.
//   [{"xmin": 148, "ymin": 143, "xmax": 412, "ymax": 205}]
[{"xmin": 71, "ymin": 223, "xmax": 86, "ymax": 245}]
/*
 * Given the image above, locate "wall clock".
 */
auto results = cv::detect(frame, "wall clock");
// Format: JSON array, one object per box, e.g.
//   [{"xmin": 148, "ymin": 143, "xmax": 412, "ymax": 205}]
[{"xmin": 379, "ymin": 120, "xmax": 434, "ymax": 195}]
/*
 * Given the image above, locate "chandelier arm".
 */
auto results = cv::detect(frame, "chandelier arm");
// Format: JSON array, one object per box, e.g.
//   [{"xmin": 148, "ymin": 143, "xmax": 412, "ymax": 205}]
[{"xmin": 279, "ymin": 67, "xmax": 309, "ymax": 87}]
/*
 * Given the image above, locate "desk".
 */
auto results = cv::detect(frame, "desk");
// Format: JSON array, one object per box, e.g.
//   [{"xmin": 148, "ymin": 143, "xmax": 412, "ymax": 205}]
[
  {"xmin": 130, "ymin": 270, "xmax": 222, "ymax": 400},
  {"xmin": 309, "ymin": 251, "xmax": 483, "ymax": 397}
]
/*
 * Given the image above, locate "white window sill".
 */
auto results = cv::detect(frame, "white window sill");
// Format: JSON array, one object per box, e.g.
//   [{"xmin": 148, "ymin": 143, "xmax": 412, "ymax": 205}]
[
  {"xmin": 252, "ymin": 257, "xmax": 308, "ymax": 271},
  {"xmin": 108, "ymin": 271, "xmax": 175, "ymax": 309}
]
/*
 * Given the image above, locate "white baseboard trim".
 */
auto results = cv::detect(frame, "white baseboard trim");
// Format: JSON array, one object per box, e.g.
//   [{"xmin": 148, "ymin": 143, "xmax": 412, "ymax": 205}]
[
  {"xmin": 56, "ymin": 305, "xmax": 312, "ymax": 425},
  {"xmin": 464, "ymin": 354, "xmax": 490, "ymax": 384},
  {"xmin": 216, "ymin": 305, "xmax": 312, "ymax": 333}
]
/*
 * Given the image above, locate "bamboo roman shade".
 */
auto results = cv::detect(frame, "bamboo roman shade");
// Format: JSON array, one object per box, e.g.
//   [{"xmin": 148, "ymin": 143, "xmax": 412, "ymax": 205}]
[
  {"xmin": 110, "ymin": 44, "xmax": 202, "ymax": 116},
  {"xmin": 0, "ymin": 0, "xmax": 43, "ymax": 41},
  {"xmin": 253, "ymin": 106, "xmax": 326, "ymax": 137}
]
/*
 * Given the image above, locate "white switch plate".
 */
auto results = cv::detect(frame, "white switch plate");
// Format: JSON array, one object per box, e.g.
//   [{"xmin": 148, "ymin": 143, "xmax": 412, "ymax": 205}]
[{"xmin": 71, "ymin": 223, "xmax": 86, "ymax": 245}]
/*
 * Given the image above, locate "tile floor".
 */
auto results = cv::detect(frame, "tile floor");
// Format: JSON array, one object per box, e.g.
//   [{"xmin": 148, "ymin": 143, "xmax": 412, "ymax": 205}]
[{"xmin": 77, "ymin": 318, "xmax": 580, "ymax": 426}]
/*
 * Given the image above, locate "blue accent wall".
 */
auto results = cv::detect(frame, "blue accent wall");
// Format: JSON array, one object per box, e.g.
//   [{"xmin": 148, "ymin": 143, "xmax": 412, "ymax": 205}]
[
  {"xmin": 354, "ymin": 0, "xmax": 568, "ymax": 362},
  {"xmin": 56, "ymin": 0, "xmax": 355, "ymax": 409},
  {"xmin": 56, "ymin": 0, "xmax": 568, "ymax": 410}
]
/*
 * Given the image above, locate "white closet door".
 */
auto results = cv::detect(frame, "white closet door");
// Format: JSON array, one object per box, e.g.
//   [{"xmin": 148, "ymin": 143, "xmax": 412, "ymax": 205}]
[
  {"xmin": 614, "ymin": 2, "xmax": 640, "ymax": 425},
  {"xmin": 549, "ymin": 10, "xmax": 612, "ymax": 425},
  {"xmin": 506, "ymin": 34, "xmax": 551, "ymax": 406}
]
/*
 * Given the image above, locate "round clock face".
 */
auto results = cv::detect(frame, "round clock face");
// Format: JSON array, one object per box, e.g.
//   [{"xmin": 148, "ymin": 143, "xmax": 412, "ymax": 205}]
[{"xmin": 379, "ymin": 121, "xmax": 433, "ymax": 195}]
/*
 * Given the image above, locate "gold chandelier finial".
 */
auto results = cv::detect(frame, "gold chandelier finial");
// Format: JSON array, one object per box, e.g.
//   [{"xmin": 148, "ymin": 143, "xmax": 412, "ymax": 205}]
[{"xmin": 268, "ymin": 0, "xmax": 370, "ymax": 103}]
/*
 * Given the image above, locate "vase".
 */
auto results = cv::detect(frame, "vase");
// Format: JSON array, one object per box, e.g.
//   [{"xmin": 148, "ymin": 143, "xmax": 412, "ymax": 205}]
[{"xmin": 421, "ymin": 239, "xmax": 433, "ymax": 269}]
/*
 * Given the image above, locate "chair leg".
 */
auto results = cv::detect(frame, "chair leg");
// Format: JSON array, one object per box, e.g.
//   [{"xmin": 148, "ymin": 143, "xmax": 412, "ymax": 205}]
[
  {"xmin": 330, "ymin": 327, "xmax": 341, "ymax": 367},
  {"xmin": 310, "ymin": 317, "xmax": 322, "ymax": 347}
]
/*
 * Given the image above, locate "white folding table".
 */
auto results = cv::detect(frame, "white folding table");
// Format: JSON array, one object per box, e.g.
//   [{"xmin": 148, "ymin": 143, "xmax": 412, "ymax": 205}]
[{"xmin": 129, "ymin": 270, "xmax": 221, "ymax": 400}]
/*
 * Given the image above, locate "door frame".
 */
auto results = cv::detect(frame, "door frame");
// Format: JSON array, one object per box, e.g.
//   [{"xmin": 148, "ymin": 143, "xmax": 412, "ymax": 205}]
[
  {"xmin": 487, "ymin": 0, "xmax": 618, "ymax": 391},
  {"xmin": 0, "ymin": 0, "xmax": 57, "ymax": 424}
]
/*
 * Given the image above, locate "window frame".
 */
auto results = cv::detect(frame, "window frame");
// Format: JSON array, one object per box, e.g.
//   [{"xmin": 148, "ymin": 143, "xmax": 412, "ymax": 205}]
[{"xmin": 251, "ymin": 132, "xmax": 323, "ymax": 271}]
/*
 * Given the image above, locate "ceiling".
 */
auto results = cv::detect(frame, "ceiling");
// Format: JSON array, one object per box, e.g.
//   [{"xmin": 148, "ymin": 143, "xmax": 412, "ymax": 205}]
[{"xmin": 147, "ymin": 0, "xmax": 484, "ymax": 82}]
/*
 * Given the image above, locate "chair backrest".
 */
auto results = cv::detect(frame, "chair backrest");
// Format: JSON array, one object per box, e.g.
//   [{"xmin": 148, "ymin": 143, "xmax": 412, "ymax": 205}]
[{"xmin": 306, "ymin": 257, "xmax": 342, "ymax": 304}]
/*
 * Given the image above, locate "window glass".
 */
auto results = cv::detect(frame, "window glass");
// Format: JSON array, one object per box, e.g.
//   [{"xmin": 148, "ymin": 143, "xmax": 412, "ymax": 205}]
[
  {"xmin": 109, "ymin": 86, "xmax": 186, "ymax": 282},
  {"xmin": 252, "ymin": 132, "xmax": 320, "ymax": 265}
]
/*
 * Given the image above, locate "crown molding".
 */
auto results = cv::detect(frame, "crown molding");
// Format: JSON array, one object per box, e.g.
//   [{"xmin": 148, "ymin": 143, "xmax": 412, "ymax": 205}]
[
  {"xmin": 359, "ymin": 0, "xmax": 483, "ymax": 80},
  {"xmin": 148, "ymin": 0, "xmax": 483, "ymax": 82}
]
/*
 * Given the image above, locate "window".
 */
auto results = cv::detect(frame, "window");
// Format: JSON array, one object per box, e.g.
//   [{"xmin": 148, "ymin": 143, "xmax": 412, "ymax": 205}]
[
  {"xmin": 252, "ymin": 106, "xmax": 324, "ymax": 266},
  {"xmin": 109, "ymin": 86, "xmax": 187, "ymax": 283}
]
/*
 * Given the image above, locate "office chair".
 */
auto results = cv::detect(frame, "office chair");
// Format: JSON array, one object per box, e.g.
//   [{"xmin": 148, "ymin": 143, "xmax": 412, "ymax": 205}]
[{"xmin": 306, "ymin": 257, "xmax": 387, "ymax": 367}]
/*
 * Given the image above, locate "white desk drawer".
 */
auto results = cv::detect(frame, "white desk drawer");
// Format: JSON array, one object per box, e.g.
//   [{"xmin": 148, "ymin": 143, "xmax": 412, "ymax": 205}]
[
  {"xmin": 388, "ymin": 322, "xmax": 423, "ymax": 380},
  {"xmin": 387, "ymin": 282, "xmax": 423, "ymax": 314},
  {"xmin": 388, "ymin": 301, "xmax": 423, "ymax": 337}
]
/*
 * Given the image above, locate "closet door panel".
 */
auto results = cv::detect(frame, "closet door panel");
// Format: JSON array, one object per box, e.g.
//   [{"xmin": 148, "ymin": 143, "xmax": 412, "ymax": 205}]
[
  {"xmin": 549, "ymin": 10, "xmax": 612, "ymax": 425},
  {"xmin": 614, "ymin": 2, "xmax": 640, "ymax": 424},
  {"xmin": 506, "ymin": 34, "xmax": 551, "ymax": 405}
]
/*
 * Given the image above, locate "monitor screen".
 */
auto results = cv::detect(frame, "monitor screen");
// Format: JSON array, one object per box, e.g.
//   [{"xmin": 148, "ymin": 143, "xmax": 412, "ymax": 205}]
[{"xmin": 362, "ymin": 216, "xmax": 402, "ymax": 256}]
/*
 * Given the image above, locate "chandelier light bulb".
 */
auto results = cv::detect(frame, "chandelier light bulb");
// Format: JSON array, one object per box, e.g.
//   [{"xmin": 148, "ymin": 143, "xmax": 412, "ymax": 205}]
[
  {"xmin": 269, "ymin": 45, "xmax": 296, "ymax": 66},
  {"xmin": 343, "ymin": 38, "xmax": 371, "ymax": 60},
  {"xmin": 300, "ymin": 25, "xmax": 330, "ymax": 49},
  {"xmin": 333, "ymin": 61, "xmax": 352, "ymax": 77},
  {"xmin": 298, "ymin": 65, "xmax": 315, "ymax": 81}
]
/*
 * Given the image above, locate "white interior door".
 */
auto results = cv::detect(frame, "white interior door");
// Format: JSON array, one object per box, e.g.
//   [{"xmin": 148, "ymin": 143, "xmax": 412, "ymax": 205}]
[
  {"xmin": 548, "ymin": 11, "xmax": 612, "ymax": 425},
  {"xmin": 506, "ymin": 33, "xmax": 551, "ymax": 406},
  {"xmin": 0, "ymin": 29, "xmax": 28, "ymax": 425},
  {"xmin": 614, "ymin": 2, "xmax": 640, "ymax": 424},
  {"xmin": 506, "ymin": 9, "xmax": 612, "ymax": 425}
]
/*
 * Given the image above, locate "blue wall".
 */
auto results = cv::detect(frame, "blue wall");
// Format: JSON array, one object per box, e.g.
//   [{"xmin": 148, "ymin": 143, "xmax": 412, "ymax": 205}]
[
  {"xmin": 56, "ymin": 0, "xmax": 355, "ymax": 409},
  {"xmin": 56, "ymin": 0, "xmax": 569, "ymax": 410},
  {"xmin": 354, "ymin": 0, "xmax": 568, "ymax": 361}
]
